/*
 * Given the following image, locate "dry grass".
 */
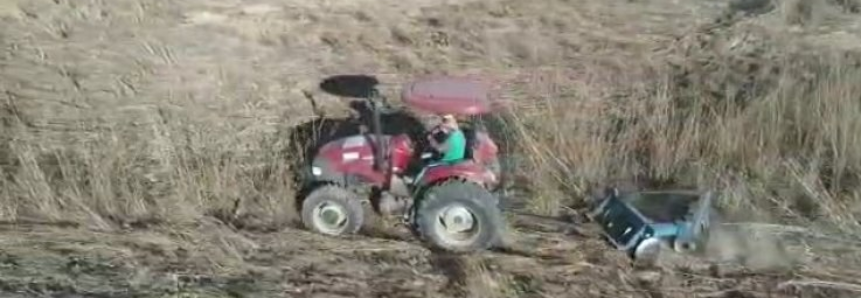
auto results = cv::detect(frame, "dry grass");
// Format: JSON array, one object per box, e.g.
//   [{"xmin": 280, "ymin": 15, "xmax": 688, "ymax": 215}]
[
  {"xmin": 2, "ymin": 0, "xmax": 861, "ymax": 297},
  {"xmin": 504, "ymin": 13, "xmax": 861, "ymax": 233},
  {"xmin": 0, "ymin": 102, "xmax": 297, "ymax": 230},
  {"xmin": 512, "ymin": 48, "xmax": 861, "ymax": 228}
]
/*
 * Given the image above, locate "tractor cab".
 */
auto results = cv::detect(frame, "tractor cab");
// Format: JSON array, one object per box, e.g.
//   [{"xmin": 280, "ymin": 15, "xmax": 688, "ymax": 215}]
[{"xmin": 400, "ymin": 77, "xmax": 502, "ymax": 175}]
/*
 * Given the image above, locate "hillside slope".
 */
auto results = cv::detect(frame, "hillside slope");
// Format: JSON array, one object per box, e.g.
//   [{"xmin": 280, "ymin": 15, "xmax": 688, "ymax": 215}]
[{"xmin": 2, "ymin": 0, "xmax": 861, "ymax": 297}]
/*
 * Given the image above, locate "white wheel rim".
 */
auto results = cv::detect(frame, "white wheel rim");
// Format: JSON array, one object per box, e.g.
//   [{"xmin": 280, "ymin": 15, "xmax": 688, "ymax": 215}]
[
  {"xmin": 434, "ymin": 203, "xmax": 480, "ymax": 246},
  {"xmin": 313, "ymin": 202, "xmax": 349, "ymax": 235},
  {"xmin": 634, "ymin": 237, "xmax": 663, "ymax": 263}
]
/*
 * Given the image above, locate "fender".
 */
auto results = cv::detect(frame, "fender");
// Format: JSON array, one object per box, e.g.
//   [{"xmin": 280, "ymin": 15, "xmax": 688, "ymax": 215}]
[{"xmin": 414, "ymin": 161, "xmax": 497, "ymax": 188}]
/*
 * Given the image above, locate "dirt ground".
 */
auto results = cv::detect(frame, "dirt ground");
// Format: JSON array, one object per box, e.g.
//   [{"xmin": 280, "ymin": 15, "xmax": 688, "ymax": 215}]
[
  {"xmin": 2, "ymin": 215, "xmax": 861, "ymax": 298},
  {"xmin": 3, "ymin": 0, "xmax": 861, "ymax": 297}
]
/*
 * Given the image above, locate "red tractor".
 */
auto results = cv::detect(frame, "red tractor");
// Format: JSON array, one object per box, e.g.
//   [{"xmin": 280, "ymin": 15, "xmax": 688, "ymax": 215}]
[{"xmin": 297, "ymin": 76, "xmax": 506, "ymax": 252}]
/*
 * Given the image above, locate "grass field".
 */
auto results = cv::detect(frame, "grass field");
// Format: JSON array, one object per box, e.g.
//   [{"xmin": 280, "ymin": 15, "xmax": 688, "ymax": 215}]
[{"xmin": 3, "ymin": 0, "xmax": 861, "ymax": 297}]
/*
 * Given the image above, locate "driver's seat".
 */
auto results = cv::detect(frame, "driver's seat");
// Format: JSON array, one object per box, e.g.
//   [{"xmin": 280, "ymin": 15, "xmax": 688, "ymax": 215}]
[{"xmin": 461, "ymin": 127, "xmax": 478, "ymax": 161}]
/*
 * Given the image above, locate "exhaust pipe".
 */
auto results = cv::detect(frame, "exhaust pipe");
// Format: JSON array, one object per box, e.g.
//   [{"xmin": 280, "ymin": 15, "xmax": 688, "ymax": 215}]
[{"xmin": 370, "ymin": 91, "xmax": 385, "ymax": 171}]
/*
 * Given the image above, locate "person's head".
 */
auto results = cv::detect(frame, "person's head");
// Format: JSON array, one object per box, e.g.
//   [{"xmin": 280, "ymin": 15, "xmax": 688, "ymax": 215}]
[{"xmin": 441, "ymin": 114, "xmax": 459, "ymax": 129}]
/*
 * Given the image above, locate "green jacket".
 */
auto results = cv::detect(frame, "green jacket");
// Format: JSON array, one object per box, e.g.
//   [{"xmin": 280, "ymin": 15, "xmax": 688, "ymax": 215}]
[{"xmin": 440, "ymin": 129, "xmax": 467, "ymax": 164}]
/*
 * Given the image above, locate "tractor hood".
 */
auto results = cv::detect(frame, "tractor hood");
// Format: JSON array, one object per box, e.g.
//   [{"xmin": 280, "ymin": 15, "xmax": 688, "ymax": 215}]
[
  {"xmin": 309, "ymin": 134, "xmax": 392, "ymax": 186},
  {"xmin": 313, "ymin": 135, "xmax": 385, "ymax": 170}
]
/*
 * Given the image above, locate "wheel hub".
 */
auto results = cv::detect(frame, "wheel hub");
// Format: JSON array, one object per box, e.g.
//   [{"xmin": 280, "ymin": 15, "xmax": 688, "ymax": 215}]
[
  {"xmin": 439, "ymin": 205, "xmax": 476, "ymax": 234},
  {"xmin": 314, "ymin": 203, "xmax": 348, "ymax": 234},
  {"xmin": 634, "ymin": 237, "xmax": 663, "ymax": 264}
]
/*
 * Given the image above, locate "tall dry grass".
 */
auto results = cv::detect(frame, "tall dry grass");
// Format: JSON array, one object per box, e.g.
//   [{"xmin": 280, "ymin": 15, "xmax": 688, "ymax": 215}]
[
  {"xmin": 3, "ymin": 41, "xmax": 860, "ymax": 236},
  {"xmin": 0, "ymin": 103, "xmax": 298, "ymax": 230},
  {"xmin": 506, "ymin": 48, "xmax": 861, "ymax": 233},
  {"xmin": 1, "ymin": 0, "xmax": 859, "ymax": 239}
]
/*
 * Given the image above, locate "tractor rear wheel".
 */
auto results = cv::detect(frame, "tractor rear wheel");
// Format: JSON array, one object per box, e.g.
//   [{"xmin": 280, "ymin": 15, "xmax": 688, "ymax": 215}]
[
  {"xmin": 413, "ymin": 180, "xmax": 504, "ymax": 253},
  {"xmin": 301, "ymin": 185, "xmax": 365, "ymax": 236}
]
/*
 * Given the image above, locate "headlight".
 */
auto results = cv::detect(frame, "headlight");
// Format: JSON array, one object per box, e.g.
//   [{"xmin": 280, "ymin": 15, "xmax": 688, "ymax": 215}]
[{"xmin": 311, "ymin": 166, "xmax": 322, "ymax": 176}]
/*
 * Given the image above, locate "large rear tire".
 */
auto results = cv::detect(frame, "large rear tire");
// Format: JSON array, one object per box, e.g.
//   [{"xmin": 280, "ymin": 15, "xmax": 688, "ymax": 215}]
[
  {"xmin": 413, "ymin": 180, "xmax": 504, "ymax": 253},
  {"xmin": 301, "ymin": 185, "xmax": 365, "ymax": 236}
]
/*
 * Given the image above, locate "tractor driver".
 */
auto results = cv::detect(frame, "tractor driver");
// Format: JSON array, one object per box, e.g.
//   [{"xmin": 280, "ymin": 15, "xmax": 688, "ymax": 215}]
[{"xmin": 427, "ymin": 114, "xmax": 467, "ymax": 164}]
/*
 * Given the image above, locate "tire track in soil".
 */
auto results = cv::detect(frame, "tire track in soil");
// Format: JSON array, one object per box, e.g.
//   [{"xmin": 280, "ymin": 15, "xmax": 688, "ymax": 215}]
[{"xmin": 428, "ymin": 253, "xmax": 470, "ymax": 297}]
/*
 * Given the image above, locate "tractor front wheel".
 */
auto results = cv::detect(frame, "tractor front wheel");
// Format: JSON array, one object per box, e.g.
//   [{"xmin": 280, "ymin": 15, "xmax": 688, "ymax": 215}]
[
  {"xmin": 413, "ymin": 180, "xmax": 504, "ymax": 253},
  {"xmin": 301, "ymin": 185, "xmax": 365, "ymax": 236}
]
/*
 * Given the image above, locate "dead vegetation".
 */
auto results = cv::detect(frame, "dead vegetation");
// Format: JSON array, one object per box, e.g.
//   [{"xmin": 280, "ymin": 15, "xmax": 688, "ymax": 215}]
[{"xmin": 2, "ymin": 0, "xmax": 861, "ymax": 297}]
